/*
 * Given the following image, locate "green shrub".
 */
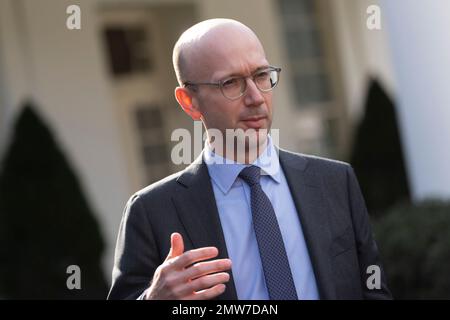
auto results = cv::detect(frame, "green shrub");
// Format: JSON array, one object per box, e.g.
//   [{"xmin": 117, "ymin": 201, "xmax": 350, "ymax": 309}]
[
  {"xmin": 350, "ymin": 79, "xmax": 410, "ymax": 217},
  {"xmin": 374, "ymin": 200, "xmax": 450, "ymax": 299},
  {"xmin": 0, "ymin": 103, "xmax": 108, "ymax": 299}
]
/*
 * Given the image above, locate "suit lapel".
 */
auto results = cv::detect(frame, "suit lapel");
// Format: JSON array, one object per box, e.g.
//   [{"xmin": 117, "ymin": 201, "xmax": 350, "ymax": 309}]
[
  {"xmin": 172, "ymin": 153, "xmax": 238, "ymax": 300},
  {"xmin": 278, "ymin": 148, "xmax": 336, "ymax": 299}
]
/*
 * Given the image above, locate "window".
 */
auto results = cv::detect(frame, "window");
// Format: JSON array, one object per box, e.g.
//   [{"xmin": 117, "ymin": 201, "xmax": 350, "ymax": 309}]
[
  {"xmin": 279, "ymin": 0, "xmax": 331, "ymax": 106},
  {"xmin": 103, "ymin": 26, "xmax": 153, "ymax": 76},
  {"xmin": 134, "ymin": 106, "xmax": 170, "ymax": 183}
]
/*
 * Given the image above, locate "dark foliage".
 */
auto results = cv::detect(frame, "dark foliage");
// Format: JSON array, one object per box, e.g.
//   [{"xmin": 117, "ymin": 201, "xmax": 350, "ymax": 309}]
[
  {"xmin": 374, "ymin": 200, "xmax": 450, "ymax": 299},
  {"xmin": 0, "ymin": 103, "xmax": 108, "ymax": 299},
  {"xmin": 350, "ymin": 79, "xmax": 411, "ymax": 217}
]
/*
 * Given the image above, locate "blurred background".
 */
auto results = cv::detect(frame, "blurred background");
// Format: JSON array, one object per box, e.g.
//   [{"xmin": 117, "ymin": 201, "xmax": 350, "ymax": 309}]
[{"xmin": 0, "ymin": 0, "xmax": 449, "ymax": 299}]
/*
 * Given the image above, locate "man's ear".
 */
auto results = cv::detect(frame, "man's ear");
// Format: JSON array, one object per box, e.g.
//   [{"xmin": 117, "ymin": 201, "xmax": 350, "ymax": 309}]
[{"xmin": 174, "ymin": 87, "xmax": 202, "ymax": 121}]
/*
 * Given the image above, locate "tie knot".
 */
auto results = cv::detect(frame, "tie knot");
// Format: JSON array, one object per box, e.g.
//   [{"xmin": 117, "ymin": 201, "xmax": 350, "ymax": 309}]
[{"xmin": 239, "ymin": 165, "xmax": 261, "ymax": 186}]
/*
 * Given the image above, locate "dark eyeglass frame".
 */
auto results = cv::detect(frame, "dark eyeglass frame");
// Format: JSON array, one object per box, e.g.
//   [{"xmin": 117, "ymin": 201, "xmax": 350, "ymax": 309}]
[{"xmin": 182, "ymin": 66, "xmax": 281, "ymax": 100}]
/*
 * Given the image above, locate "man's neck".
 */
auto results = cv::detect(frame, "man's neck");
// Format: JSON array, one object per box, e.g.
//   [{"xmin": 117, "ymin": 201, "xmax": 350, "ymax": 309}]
[{"xmin": 207, "ymin": 135, "xmax": 269, "ymax": 164}]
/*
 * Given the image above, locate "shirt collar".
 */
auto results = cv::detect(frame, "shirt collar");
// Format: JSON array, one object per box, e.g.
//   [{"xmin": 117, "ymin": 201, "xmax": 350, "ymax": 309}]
[{"xmin": 203, "ymin": 135, "xmax": 281, "ymax": 194}]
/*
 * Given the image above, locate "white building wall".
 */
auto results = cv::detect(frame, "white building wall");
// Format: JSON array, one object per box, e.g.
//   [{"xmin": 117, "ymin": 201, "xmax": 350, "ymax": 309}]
[
  {"xmin": 0, "ymin": 0, "xmax": 134, "ymax": 279},
  {"xmin": 0, "ymin": 0, "xmax": 32, "ymax": 156},
  {"xmin": 329, "ymin": 0, "xmax": 397, "ymax": 124},
  {"xmin": 382, "ymin": 0, "xmax": 450, "ymax": 200},
  {"xmin": 329, "ymin": 0, "xmax": 450, "ymax": 201}
]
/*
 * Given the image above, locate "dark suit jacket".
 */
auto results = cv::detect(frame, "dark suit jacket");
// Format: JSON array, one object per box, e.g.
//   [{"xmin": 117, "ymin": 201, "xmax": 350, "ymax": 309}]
[{"xmin": 107, "ymin": 148, "xmax": 391, "ymax": 300}]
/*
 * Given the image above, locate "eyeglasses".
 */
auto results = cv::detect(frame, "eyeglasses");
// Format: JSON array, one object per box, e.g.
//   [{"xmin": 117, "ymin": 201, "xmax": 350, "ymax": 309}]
[{"xmin": 183, "ymin": 66, "xmax": 281, "ymax": 100}]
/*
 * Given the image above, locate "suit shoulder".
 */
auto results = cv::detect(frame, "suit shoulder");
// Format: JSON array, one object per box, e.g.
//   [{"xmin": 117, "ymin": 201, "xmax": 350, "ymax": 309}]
[
  {"xmin": 131, "ymin": 169, "xmax": 184, "ymax": 203},
  {"xmin": 279, "ymin": 148, "xmax": 354, "ymax": 188},
  {"xmin": 303, "ymin": 153, "xmax": 349, "ymax": 171},
  {"xmin": 280, "ymin": 147, "xmax": 350, "ymax": 171}
]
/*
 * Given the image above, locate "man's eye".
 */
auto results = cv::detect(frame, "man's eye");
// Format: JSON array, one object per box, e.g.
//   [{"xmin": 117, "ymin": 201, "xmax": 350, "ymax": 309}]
[
  {"xmin": 222, "ymin": 78, "xmax": 239, "ymax": 87},
  {"xmin": 255, "ymin": 71, "xmax": 270, "ymax": 79}
]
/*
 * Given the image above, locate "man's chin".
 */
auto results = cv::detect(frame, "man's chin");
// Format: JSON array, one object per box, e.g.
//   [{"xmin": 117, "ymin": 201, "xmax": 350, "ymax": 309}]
[{"xmin": 233, "ymin": 128, "xmax": 268, "ymax": 154}]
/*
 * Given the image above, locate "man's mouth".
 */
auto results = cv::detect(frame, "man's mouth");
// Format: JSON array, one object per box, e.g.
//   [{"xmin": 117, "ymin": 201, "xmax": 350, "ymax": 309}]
[{"xmin": 241, "ymin": 116, "xmax": 267, "ymax": 129}]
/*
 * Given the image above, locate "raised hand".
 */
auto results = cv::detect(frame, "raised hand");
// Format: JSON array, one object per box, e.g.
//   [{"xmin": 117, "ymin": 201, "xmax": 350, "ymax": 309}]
[{"xmin": 145, "ymin": 233, "xmax": 232, "ymax": 300}]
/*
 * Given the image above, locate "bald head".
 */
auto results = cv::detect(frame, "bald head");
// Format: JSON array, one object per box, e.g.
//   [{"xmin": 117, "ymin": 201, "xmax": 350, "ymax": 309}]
[{"xmin": 172, "ymin": 19, "xmax": 266, "ymax": 85}]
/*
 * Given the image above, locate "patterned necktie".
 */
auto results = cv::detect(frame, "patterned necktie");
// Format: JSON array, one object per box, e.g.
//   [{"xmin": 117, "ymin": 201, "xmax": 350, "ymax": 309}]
[{"xmin": 239, "ymin": 165, "xmax": 298, "ymax": 300}]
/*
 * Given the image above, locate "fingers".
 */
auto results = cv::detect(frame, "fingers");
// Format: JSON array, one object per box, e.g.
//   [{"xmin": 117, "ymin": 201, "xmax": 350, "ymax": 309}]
[
  {"xmin": 171, "ymin": 233, "xmax": 184, "ymax": 257},
  {"xmin": 171, "ymin": 246, "xmax": 220, "ymax": 269},
  {"xmin": 178, "ymin": 272, "xmax": 230, "ymax": 298},
  {"xmin": 186, "ymin": 284, "xmax": 227, "ymax": 300},
  {"xmin": 185, "ymin": 258, "xmax": 232, "ymax": 280},
  {"xmin": 160, "ymin": 258, "xmax": 232, "ymax": 298},
  {"xmin": 165, "ymin": 232, "xmax": 184, "ymax": 261},
  {"xmin": 153, "ymin": 234, "xmax": 232, "ymax": 300},
  {"xmin": 147, "ymin": 236, "xmax": 233, "ymax": 300}
]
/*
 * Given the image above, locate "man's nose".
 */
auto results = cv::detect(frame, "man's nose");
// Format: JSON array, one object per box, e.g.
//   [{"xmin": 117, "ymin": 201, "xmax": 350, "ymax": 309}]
[{"xmin": 243, "ymin": 78, "xmax": 265, "ymax": 107}]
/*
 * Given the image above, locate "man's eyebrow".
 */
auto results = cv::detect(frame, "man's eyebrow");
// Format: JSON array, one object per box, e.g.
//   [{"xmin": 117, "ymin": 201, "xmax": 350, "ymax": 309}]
[
  {"xmin": 252, "ymin": 65, "xmax": 271, "ymax": 73},
  {"xmin": 220, "ymin": 65, "xmax": 271, "ymax": 79}
]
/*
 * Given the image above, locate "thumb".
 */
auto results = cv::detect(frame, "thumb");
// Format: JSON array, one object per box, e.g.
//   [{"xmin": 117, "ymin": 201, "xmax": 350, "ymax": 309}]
[{"xmin": 165, "ymin": 232, "xmax": 184, "ymax": 261}]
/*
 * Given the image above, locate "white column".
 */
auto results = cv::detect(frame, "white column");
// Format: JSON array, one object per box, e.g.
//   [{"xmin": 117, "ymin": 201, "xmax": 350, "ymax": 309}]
[
  {"xmin": 382, "ymin": 0, "xmax": 450, "ymax": 200},
  {"xmin": 0, "ymin": 0, "xmax": 30, "ymax": 156}
]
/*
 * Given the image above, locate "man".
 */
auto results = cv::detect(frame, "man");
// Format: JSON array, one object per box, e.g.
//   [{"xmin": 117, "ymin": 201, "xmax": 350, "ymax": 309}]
[{"xmin": 108, "ymin": 18, "xmax": 391, "ymax": 300}]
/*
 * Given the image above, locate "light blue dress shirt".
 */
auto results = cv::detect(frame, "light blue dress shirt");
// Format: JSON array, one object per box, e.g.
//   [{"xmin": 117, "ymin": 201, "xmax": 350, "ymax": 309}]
[{"xmin": 204, "ymin": 136, "xmax": 319, "ymax": 300}]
